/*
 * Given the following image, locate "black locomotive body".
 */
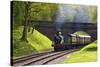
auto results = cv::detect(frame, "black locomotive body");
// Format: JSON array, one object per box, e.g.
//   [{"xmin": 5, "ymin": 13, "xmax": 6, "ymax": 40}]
[{"xmin": 52, "ymin": 34, "xmax": 91, "ymax": 51}]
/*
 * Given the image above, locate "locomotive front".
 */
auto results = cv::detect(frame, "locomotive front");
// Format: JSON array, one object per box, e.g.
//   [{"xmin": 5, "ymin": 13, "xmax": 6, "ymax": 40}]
[{"xmin": 52, "ymin": 31, "xmax": 65, "ymax": 51}]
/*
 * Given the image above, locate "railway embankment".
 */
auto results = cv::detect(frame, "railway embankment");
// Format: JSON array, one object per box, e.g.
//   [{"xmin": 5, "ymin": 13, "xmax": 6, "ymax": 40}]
[
  {"xmin": 13, "ymin": 26, "xmax": 52, "ymax": 58},
  {"xmin": 63, "ymin": 40, "xmax": 97, "ymax": 63}
]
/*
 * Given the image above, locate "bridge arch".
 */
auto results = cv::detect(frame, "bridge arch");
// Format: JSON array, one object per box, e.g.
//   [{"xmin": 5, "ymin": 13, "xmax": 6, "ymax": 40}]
[
  {"xmin": 72, "ymin": 29, "xmax": 97, "ymax": 42},
  {"xmin": 34, "ymin": 21, "xmax": 97, "ymax": 42}
]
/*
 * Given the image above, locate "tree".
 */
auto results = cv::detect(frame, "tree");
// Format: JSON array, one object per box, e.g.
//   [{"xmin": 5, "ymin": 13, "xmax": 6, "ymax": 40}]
[{"xmin": 21, "ymin": 2, "xmax": 30, "ymax": 42}]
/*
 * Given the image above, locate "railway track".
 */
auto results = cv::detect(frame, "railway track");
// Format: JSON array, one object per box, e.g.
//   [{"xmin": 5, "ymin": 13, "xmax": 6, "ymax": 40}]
[
  {"xmin": 13, "ymin": 51, "xmax": 54, "ymax": 64},
  {"xmin": 12, "ymin": 49, "xmax": 79, "ymax": 66}
]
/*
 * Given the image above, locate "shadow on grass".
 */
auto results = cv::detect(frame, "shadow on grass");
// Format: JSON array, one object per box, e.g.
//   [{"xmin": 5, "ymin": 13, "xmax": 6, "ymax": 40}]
[
  {"xmin": 13, "ymin": 40, "xmax": 38, "ymax": 57},
  {"xmin": 85, "ymin": 47, "xmax": 97, "ymax": 51}
]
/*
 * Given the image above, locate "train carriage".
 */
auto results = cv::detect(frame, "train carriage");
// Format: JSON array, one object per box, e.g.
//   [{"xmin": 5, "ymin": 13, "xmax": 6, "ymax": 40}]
[{"xmin": 52, "ymin": 33, "xmax": 91, "ymax": 51}]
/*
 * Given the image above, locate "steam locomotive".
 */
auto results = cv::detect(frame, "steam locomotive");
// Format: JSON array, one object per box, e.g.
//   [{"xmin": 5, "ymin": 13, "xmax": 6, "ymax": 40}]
[{"xmin": 52, "ymin": 34, "xmax": 91, "ymax": 51}]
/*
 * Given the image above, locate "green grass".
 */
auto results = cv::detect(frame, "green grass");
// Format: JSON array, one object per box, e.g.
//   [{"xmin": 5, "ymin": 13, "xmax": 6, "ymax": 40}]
[
  {"xmin": 63, "ymin": 40, "xmax": 97, "ymax": 63},
  {"xmin": 13, "ymin": 26, "xmax": 52, "ymax": 58}
]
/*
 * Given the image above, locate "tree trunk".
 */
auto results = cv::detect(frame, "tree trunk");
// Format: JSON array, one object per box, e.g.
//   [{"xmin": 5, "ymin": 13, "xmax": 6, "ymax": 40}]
[{"xmin": 21, "ymin": 2, "xmax": 29, "ymax": 42}]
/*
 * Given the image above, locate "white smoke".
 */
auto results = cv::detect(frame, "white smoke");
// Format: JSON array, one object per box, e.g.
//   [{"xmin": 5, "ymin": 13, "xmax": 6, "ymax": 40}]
[
  {"xmin": 74, "ymin": 6, "xmax": 92, "ymax": 23},
  {"xmin": 54, "ymin": 4, "xmax": 93, "ymax": 30},
  {"xmin": 54, "ymin": 4, "xmax": 75, "ymax": 30}
]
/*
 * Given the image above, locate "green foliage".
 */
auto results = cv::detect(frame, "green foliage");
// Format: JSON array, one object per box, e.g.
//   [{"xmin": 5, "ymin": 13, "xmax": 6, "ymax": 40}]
[
  {"xmin": 12, "ymin": 1, "xmax": 58, "ymax": 28},
  {"xmin": 29, "ymin": 2, "xmax": 58, "ymax": 21},
  {"xmin": 12, "ymin": 1, "xmax": 25, "ymax": 28},
  {"xmin": 85, "ymin": 6, "xmax": 97, "ymax": 22},
  {"xmin": 13, "ymin": 26, "xmax": 52, "ymax": 57},
  {"xmin": 63, "ymin": 41, "xmax": 97, "ymax": 63}
]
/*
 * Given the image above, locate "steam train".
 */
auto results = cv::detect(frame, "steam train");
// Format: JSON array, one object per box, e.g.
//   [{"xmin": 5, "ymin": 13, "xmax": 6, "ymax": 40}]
[{"xmin": 52, "ymin": 34, "xmax": 91, "ymax": 51}]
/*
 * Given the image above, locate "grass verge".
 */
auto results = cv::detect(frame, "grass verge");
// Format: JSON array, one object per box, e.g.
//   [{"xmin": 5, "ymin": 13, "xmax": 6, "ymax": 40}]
[
  {"xmin": 63, "ymin": 40, "xmax": 97, "ymax": 63},
  {"xmin": 13, "ymin": 26, "xmax": 52, "ymax": 58}
]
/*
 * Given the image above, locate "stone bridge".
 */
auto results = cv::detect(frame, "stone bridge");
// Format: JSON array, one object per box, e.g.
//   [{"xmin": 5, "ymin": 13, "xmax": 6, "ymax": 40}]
[{"xmin": 32, "ymin": 21, "xmax": 97, "ymax": 42}]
